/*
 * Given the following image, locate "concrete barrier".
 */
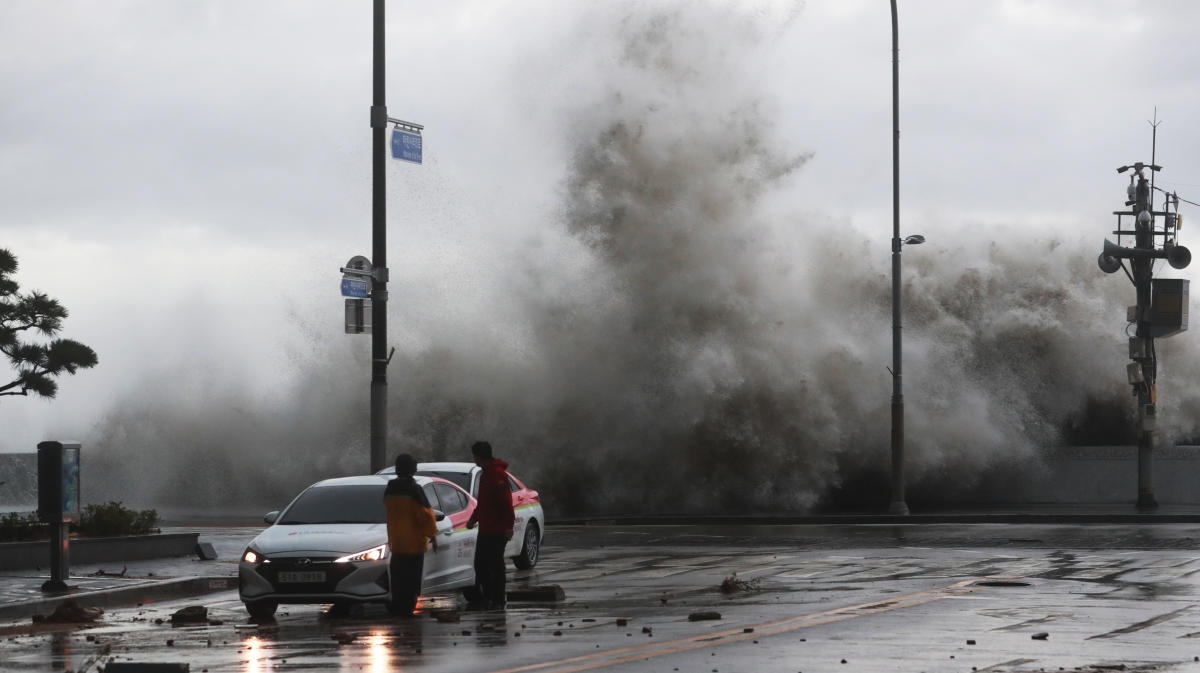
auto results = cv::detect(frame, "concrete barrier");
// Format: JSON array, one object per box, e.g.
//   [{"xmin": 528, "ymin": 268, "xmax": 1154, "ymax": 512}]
[
  {"xmin": 0, "ymin": 575, "xmax": 234, "ymax": 621},
  {"xmin": 0, "ymin": 532, "xmax": 199, "ymax": 571}
]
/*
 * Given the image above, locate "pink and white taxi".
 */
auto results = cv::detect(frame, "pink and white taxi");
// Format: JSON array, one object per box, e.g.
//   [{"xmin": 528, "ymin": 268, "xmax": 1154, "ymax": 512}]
[{"xmin": 377, "ymin": 462, "xmax": 545, "ymax": 569}]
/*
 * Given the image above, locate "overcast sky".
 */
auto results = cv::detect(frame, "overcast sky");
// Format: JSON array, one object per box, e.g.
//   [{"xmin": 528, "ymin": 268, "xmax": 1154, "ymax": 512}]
[{"xmin": 3, "ymin": 0, "xmax": 1200, "ymax": 457}]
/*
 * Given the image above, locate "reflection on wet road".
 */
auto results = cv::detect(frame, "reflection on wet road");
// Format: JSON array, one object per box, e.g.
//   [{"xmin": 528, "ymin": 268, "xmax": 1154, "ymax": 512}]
[{"xmin": 5, "ymin": 523, "xmax": 1200, "ymax": 672}]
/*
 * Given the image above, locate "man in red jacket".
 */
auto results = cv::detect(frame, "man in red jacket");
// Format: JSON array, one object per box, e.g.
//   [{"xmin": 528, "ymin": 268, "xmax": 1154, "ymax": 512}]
[{"xmin": 466, "ymin": 440, "xmax": 515, "ymax": 608}]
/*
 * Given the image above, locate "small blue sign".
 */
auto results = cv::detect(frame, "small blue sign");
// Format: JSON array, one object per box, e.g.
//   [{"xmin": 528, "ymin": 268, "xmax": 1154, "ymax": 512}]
[
  {"xmin": 391, "ymin": 128, "xmax": 423, "ymax": 164},
  {"xmin": 341, "ymin": 277, "xmax": 369, "ymax": 298}
]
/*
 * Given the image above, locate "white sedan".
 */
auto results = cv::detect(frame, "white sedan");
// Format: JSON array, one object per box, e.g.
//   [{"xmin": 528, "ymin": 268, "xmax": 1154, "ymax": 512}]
[
  {"xmin": 376, "ymin": 461, "xmax": 545, "ymax": 569},
  {"xmin": 238, "ymin": 474, "xmax": 477, "ymax": 619}
]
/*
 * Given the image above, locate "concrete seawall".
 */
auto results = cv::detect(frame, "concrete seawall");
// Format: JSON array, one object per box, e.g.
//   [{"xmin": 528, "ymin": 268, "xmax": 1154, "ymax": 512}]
[{"xmin": 998, "ymin": 445, "xmax": 1200, "ymax": 505}]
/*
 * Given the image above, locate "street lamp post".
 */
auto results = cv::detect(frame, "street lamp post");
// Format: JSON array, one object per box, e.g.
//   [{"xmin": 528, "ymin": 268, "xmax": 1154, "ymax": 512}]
[{"xmin": 889, "ymin": 0, "xmax": 922, "ymax": 515}]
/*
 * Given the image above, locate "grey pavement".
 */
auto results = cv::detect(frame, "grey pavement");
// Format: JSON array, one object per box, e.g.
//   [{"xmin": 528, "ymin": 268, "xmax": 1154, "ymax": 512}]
[
  {"xmin": 3, "ymin": 508, "xmax": 1200, "ymax": 622},
  {"xmin": 5, "ymin": 521, "xmax": 1200, "ymax": 672}
]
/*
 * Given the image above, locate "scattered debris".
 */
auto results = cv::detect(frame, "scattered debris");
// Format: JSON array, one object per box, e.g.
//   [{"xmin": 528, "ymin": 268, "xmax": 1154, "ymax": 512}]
[
  {"xmin": 642, "ymin": 627, "xmax": 653, "ymax": 635},
  {"xmin": 977, "ymin": 580, "xmax": 1031, "ymax": 587},
  {"xmin": 170, "ymin": 606, "xmax": 208, "ymax": 626},
  {"xmin": 86, "ymin": 566, "xmax": 127, "ymax": 577},
  {"xmin": 507, "ymin": 585, "xmax": 565, "ymax": 602},
  {"xmin": 966, "ymin": 639, "xmax": 976, "ymax": 645},
  {"xmin": 616, "ymin": 618, "xmax": 629, "ymax": 627},
  {"xmin": 719, "ymin": 574, "xmax": 760, "ymax": 594},
  {"xmin": 432, "ymin": 610, "xmax": 461, "ymax": 623},
  {"xmin": 332, "ymin": 632, "xmax": 357, "ymax": 645},
  {"xmin": 743, "ymin": 628, "xmax": 755, "ymax": 633},
  {"xmin": 1031, "ymin": 632, "xmax": 1049, "ymax": 640},
  {"xmin": 553, "ymin": 631, "xmax": 563, "ymax": 636},
  {"xmin": 688, "ymin": 611, "xmax": 722, "ymax": 622},
  {"xmin": 34, "ymin": 600, "xmax": 104, "ymax": 624}
]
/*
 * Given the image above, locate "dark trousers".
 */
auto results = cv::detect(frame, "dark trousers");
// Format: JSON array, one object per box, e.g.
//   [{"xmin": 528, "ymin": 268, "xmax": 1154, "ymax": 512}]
[
  {"xmin": 474, "ymin": 531, "xmax": 508, "ymax": 606},
  {"xmin": 389, "ymin": 553, "xmax": 425, "ymax": 614}
]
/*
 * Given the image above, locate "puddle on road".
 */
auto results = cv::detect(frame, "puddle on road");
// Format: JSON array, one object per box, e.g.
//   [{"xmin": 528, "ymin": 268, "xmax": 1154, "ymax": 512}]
[{"xmin": 0, "ymin": 595, "xmax": 530, "ymax": 672}]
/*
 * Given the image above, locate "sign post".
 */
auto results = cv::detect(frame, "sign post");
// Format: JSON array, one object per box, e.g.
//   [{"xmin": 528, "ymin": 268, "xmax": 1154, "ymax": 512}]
[
  {"xmin": 37, "ymin": 441, "xmax": 81, "ymax": 592},
  {"xmin": 360, "ymin": 0, "xmax": 425, "ymax": 473}
]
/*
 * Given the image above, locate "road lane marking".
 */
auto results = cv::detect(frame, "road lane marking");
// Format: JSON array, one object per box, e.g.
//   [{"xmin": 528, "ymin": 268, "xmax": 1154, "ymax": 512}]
[
  {"xmin": 488, "ymin": 578, "xmax": 990, "ymax": 673},
  {"xmin": 1087, "ymin": 604, "xmax": 1194, "ymax": 639},
  {"xmin": 974, "ymin": 658, "xmax": 1037, "ymax": 672}
]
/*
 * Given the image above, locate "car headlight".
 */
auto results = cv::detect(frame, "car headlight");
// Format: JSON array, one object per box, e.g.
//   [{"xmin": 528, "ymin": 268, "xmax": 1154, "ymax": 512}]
[
  {"xmin": 242, "ymin": 548, "xmax": 264, "ymax": 564},
  {"xmin": 334, "ymin": 544, "xmax": 389, "ymax": 563}
]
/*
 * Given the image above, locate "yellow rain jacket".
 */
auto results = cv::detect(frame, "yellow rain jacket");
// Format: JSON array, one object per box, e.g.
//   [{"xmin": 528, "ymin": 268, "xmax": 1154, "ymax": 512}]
[{"xmin": 383, "ymin": 477, "xmax": 438, "ymax": 555}]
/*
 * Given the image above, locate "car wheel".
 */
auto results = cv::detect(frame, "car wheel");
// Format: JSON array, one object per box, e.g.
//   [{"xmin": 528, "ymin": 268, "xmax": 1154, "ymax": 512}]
[
  {"xmin": 513, "ymin": 521, "xmax": 540, "ymax": 569},
  {"xmin": 244, "ymin": 599, "xmax": 277, "ymax": 620}
]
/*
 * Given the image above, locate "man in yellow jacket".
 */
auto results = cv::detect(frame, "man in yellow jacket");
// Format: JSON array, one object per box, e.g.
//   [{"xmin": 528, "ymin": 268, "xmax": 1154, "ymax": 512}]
[{"xmin": 383, "ymin": 453, "xmax": 438, "ymax": 615}]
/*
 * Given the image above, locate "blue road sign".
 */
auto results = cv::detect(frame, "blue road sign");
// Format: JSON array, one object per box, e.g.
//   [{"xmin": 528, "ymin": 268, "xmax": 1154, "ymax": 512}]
[
  {"xmin": 391, "ymin": 128, "xmax": 422, "ymax": 164},
  {"xmin": 341, "ymin": 277, "xmax": 369, "ymax": 298}
]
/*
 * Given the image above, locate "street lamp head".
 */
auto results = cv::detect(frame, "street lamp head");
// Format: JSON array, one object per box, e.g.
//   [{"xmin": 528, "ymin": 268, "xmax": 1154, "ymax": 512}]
[{"xmin": 903, "ymin": 234, "xmax": 926, "ymax": 245}]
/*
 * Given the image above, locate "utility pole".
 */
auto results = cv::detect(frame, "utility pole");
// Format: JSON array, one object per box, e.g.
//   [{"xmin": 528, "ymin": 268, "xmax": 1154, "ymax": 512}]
[
  {"xmin": 369, "ymin": 0, "xmax": 389, "ymax": 474},
  {"xmin": 1097, "ymin": 120, "xmax": 1192, "ymax": 511}
]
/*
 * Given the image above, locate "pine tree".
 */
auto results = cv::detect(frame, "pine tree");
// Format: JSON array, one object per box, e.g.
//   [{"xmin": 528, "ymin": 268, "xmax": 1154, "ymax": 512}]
[{"xmin": 0, "ymin": 248, "xmax": 98, "ymax": 399}]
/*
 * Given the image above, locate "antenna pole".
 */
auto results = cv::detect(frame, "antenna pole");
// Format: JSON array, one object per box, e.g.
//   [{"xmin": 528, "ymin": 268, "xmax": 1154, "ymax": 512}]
[{"xmin": 1149, "ymin": 109, "xmax": 1161, "ymax": 209}]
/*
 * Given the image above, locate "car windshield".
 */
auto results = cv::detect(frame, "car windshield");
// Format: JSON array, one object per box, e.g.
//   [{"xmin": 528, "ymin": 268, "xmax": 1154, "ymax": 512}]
[
  {"xmin": 278, "ymin": 484, "xmax": 386, "ymax": 525},
  {"xmin": 415, "ymin": 470, "xmax": 472, "ymax": 494}
]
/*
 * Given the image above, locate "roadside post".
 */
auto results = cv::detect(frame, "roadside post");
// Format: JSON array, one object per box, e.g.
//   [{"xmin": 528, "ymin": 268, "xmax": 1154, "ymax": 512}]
[{"xmin": 37, "ymin": 440, "xmax": 80, "ymax": 592}]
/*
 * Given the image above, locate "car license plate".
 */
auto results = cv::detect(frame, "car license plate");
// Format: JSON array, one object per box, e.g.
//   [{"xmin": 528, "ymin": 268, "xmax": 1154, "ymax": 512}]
[{"xmin": 278, "ymin": 571, "xmax": 325, "ymax": 583}]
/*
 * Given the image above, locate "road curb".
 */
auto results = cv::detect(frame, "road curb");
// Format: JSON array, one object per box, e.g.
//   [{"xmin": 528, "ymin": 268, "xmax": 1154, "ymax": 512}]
[{"xmin": 0, "ymin": 575, "xmax": 235, "ymax": 622}]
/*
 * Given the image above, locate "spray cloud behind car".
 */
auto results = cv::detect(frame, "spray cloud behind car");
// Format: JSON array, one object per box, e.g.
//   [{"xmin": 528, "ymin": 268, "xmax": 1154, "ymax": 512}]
[{"xmin": 82, "ymin": 3, "xmax": 1200, "ymax": 515}]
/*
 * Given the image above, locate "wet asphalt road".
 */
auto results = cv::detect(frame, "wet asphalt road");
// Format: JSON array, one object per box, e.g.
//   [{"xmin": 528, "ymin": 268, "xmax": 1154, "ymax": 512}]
[{"xmin": 6, "ymin": 522, "xmax": 1200, "ymax": 672}]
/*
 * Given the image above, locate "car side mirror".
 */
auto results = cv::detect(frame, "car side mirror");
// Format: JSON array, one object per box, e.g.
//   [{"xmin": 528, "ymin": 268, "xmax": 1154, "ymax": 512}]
[
  {"xmin": 264, "ymin": 511, "xmax": 279, "ymax": 525},
  {"xmin": 433, "ymin": 509, "xmax": 446, "ymax": 522}
]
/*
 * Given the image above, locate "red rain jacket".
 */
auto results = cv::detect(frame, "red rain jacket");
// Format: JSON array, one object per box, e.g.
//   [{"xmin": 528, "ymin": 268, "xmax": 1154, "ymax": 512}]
[{"xmin": 469, "ymin": 458, "xmax": 516, "ymax": 534}]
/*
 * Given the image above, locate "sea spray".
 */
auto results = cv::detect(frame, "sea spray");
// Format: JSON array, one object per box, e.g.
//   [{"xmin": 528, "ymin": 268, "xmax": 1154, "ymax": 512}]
[{"xmin": 84, "ymin": 3, "xmax": 1178, "ymax": 515}]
